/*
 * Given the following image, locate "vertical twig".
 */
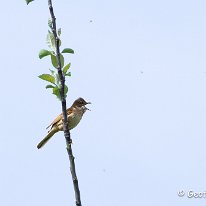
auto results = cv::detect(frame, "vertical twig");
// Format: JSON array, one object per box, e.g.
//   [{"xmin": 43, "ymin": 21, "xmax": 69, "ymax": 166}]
[
  {"xmin": 67, "ymin": 142, "xmax": 82, "ymax": 206},
  {"xmin": 48, "ymin": 1, "xmax": 82, "ymax": 205},
  {"xmin": 48, "ymin": 0, "xmax": 70, "ymax": 143}
]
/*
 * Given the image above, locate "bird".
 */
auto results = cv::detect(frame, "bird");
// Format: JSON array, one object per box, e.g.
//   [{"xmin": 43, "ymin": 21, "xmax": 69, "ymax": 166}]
[{"xmin": 37, "ymin": 97, "xmax": 91, "ymax": 149}]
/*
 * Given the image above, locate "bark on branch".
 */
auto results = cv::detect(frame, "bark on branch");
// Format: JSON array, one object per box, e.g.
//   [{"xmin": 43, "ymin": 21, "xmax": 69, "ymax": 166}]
[{"xmin": 48, "ymin": 1, "xmax": 82, "ymax": 205}]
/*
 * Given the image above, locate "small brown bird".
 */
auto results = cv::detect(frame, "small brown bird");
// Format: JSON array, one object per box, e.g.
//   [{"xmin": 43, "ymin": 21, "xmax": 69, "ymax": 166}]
[{"xmin": 37, "ymin": 97, "xmax": 91, "ymax": 149}]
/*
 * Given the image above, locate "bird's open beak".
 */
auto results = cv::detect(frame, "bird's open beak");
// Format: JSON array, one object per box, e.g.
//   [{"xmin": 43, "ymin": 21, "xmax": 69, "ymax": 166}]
[{"xmin": 85, "ymin": 102, "xmax": 91, "ymax": 111}]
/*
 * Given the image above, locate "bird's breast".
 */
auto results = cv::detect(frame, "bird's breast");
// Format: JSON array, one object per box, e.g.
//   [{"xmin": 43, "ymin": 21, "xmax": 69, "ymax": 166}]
[{"xmin": 68, "ymin": 108, "xmax": 84, "ymax": 130}]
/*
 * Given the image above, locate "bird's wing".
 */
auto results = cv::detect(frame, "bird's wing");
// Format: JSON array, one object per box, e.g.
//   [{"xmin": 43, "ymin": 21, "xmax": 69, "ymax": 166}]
[
  {"xmin": 46, "ymin": 113, "xmax": 63, "ymax": 129},
  {"xmin": 46, "ymin": 108, "xmax": 73, "ymax": 129}
]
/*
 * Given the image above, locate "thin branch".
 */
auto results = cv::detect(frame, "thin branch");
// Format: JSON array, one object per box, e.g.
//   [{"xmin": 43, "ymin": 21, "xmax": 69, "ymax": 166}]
[
  {"xmin": 48, "ymin": 1, "xmax": 82, "ymax": 205},
  {"xmin": 48, "ymin": 0, "xmax": 71, "ymax": 143},
  {"xmin": 67, "ymin": 142, "xmax": 82, "ymax": 206}
]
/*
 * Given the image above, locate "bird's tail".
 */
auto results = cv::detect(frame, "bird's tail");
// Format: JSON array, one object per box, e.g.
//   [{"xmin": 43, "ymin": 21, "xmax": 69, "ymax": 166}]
[{"xmin": 37, "ymin": 128, "xmax": 58, "ymax": 149}]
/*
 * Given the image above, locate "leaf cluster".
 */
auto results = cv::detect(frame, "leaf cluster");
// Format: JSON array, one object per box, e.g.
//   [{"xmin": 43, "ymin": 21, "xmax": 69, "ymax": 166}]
[{"xmin": 38, "ymin": 23, "xmax": 74, "ymax": 100}]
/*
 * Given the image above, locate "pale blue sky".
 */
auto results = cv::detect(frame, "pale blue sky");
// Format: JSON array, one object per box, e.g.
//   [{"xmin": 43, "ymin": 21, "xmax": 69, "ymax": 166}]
[{"xmin": 1, "ymin": 0, "xmax": 206, "ymax": 205}]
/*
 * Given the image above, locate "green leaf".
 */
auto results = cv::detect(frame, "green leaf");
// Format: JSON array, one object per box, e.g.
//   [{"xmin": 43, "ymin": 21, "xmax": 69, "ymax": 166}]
[
  {"xmin": 52, "ymin": 85, "xmax": 68, "ymax": 100},
  {"xmin": 48, "ymin": 19, "xmax": 52, "ymax": 30},
  {"xmin": 58, "ymin": 28, "xmax": 61, "ymax": 36},
  {"xmin": 64, "ymin": 85, "xmax": 68, "ymax": 97},
  {"xmin": 65, "ymin": 72, "xmax": 71, "ymax": 77},
  {"xmin": 63, "ymin": 63, "xmax": 71, "ymax": 75},
  {"xmin": 54, "ymin": 73, "xmax": 60, "ymax": 86},
  {"xmin": 39, "ymin": 49, "xmax": 52, "ymax": 59},
  {"xmin": 52, "ymin": 87, "xmax": 61, "ymax": 100},
  {"xmin": 47, "ymin": 30, "xmax": 56, "ymax": 51},
  {"xmin": 62, "ymin": 48, "xmax": 74, "ymax": 54},
  {"xmin": 49, "ymin": 69, "xmax": 55, "ymax": 75},
  {"xmin": 25, "ymin": 0, "xmax": 34, "ymax": 5},
  {"xmin": 46, "ymin": 85, "xmax": 55, "ymax": 89},
  {"xmin": 38, "ymin": 74, "xmax": 55, "ymax": 84},
  {"xmin": 58, "ymin": 38, "xmax": 61, "ymax": 47},
  {"xmin": 60, "ymin": 54, "xmax": 64, "ymax": 67},
  {"xmin": 51, "ymin": 54, "xmax": 58, "ymax": 68},
  {"xmin": 51, "ymin": 54, "xmax": 64, "ymax": 68}
]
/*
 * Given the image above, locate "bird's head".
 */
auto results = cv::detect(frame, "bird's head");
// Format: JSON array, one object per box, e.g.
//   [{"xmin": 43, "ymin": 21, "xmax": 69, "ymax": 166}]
[{"xmin": 73, "ymin": 97, "xmax": 91, "ymax": 111}]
